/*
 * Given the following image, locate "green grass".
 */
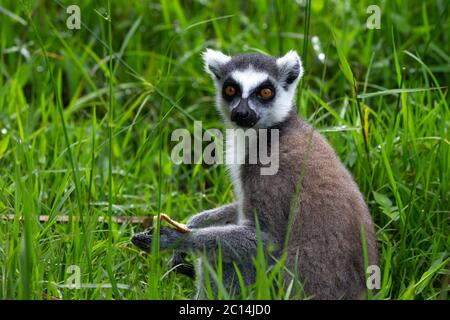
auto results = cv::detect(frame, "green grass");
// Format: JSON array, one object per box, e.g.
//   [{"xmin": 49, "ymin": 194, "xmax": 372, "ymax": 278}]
[{"xmin": 0, "ymin": 0, "xmax": 449, "ymax": 299}]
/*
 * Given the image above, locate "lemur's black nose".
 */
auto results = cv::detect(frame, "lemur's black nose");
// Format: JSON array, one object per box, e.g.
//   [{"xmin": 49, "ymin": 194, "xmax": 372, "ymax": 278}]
[
  {"xmin": 231, "ymin": 99, "xmax": 259, "ymax": 127},
  {"xmin": 236, "ymin": 109, "xmax": 248, "ymax": 118}
]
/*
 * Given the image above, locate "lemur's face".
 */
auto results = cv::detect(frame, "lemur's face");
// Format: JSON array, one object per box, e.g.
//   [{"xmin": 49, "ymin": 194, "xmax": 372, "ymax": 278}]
[{"xmin": 203, "ymin": 50, "xmax": 303, "ymax": 128}]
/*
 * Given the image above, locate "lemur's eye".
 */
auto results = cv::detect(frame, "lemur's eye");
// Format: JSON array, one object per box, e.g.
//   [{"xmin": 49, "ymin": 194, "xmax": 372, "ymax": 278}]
[
  {"xmin": 224, "ymin": 86, "xmax": 237, "ymax": 97},
  {"xmin": 259, "ymin": 88, "xmax": 273, "ymax": 99}
]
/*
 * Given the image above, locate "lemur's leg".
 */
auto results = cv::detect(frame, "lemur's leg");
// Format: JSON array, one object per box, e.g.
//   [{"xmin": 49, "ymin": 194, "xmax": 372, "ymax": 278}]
[{"xmin": 171, "ymin": 203, "xmax": 238, "ymax": 277}]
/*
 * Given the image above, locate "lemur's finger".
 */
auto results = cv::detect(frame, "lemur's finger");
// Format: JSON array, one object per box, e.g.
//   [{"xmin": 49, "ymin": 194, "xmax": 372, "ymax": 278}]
[{"xmin": 159, "ymin": 213, "xmax": 191, "ymax": 233}]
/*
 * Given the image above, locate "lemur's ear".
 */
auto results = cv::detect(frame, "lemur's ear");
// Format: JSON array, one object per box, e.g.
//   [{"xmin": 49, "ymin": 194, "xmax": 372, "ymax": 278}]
[
  {"xmin": 202, "ymin": 49, "xmax": 231, "ymax": 80},
  {"xmin": 276, "ymin": 50, "xmax": 304, "ymax": 88}
]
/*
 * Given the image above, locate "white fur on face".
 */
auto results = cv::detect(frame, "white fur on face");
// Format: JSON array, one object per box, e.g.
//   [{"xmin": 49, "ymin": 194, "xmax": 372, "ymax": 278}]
[
  {"xmin": 257, "ymin": 82, "xmax": 297, "ymax": 128},
  {"xmin": 217, "ymin": 67, "xmax": 299, "ymax": 128},
  {"xmin": 230, "ymin": 68, "xmax": 269, "ymax": 98},
  {"xmin": 255, "ymin": 51, "xmax": 303, "ymax": 127},
  {"xmin": 203, "ymin": 49, "xmax": 304, "ymax": 129}
]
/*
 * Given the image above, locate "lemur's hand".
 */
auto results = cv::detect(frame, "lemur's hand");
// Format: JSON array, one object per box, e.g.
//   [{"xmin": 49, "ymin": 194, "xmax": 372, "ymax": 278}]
[
  {"xmin": 159, "ymin": 226, "xmax": 183, "ymax": 249},
  {"xmin": 131, "ymin": 228, "xmax": 153, "ymax": 251},
  {"xmin": 131, "ymin": 226, "xmax": 182, "ymax": 252}
]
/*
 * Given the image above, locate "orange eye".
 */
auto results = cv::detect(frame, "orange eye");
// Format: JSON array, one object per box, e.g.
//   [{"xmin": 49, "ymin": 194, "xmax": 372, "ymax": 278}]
[
  {"xmin": 260, "ymin": 88, "xmax": 273, "ymax": 99},
  {"xmin": 224, "ymin": 86, "xmax": 236, "ymax": 97}
]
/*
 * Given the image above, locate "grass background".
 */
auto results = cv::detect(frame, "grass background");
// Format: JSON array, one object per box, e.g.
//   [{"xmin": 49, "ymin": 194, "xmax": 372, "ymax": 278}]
[{"xmin": 0, "ymin": 0, "xmax": 448, "ymax": 299}]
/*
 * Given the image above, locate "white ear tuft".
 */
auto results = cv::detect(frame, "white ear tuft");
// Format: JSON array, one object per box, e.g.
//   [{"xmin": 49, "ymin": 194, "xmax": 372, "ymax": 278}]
[
  {"xmin": 276, "ymin": 50, "xmax": 304, "ymax": 86},
  {"xmin": 202, "ymin": 49, "xmax": 231, "ymax": 80}
]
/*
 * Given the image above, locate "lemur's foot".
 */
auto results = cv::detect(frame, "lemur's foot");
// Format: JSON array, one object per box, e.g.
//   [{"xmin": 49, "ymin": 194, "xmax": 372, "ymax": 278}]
[{"xmin": 171, "ymin": 252, "xmax": 195, "ymax": 278}]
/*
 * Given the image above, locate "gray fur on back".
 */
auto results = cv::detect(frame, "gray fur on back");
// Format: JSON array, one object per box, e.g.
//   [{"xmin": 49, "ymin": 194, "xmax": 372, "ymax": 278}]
[{"xmin": 241, "ymin": 111, "xmax": 378, "ymax": 299}]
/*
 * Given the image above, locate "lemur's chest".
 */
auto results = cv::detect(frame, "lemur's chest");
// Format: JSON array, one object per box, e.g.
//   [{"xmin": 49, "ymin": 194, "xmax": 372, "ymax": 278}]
[
  {"xmin": 225, "ymin": 130, "xmax": 259, "ymax": 195},
  {"xmin": 225, "ymin": 131, "xmax": 283, "ymax": 224},
  {"xmin": 225, "ymin": 138, "xmax": 245, "ymax": 223}
]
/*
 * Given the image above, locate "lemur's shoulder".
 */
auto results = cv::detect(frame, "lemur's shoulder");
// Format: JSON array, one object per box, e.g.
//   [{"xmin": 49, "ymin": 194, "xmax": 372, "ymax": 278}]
[{"xmin": 277, "ymin": 111, "xmax": 339, "ymax": 162}]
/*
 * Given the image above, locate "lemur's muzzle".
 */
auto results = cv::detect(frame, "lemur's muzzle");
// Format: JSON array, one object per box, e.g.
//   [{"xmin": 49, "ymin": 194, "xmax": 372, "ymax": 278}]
[{"xmin": 230, "ymin": 99, "xmax": 259, "ymax": 127}]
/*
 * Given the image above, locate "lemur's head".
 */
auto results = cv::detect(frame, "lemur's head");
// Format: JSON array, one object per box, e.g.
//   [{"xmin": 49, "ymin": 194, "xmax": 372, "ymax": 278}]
[{"xmin": 203, "ymin": 49, "xmax": 303, "ymax": 128}]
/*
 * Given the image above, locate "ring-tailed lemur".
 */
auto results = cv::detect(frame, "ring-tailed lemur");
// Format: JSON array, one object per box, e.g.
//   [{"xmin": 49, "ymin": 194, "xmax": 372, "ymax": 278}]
[{"xmin": 132, "ymin": 49, "xmax": 378, "ymax": 299}]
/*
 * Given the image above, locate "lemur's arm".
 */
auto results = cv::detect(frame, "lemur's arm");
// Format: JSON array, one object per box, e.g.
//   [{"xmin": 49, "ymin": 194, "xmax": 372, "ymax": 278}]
[
  {"xmin": 169, "ymin": 203, "xmax": 238, "ymax": 278},
  {"xmin": 185, "ymin": 202, "xmax": 238, "ymax": 229},
  {"xmin": 151, "ymin": 224, "xmax": 270, "ymax": 263}
]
